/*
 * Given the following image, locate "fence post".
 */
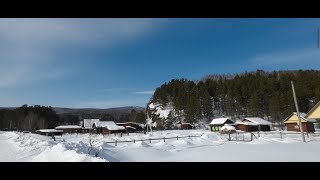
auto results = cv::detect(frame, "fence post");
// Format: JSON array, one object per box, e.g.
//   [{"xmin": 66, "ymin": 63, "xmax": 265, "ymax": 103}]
[
  {"xmin": 280, "ymin": 132, "xmax": 282, "ymax": 139},
  {"xmin": 243, "ymin": 134, "xmax": 244, "ymax": 141},
  {"xmin": 115, "ymin": 140, "xmax": 117, "ymax": 146},
  {"xmin": 188, "ymin": 135, "xmax": 190, "ymax": 138},
  {"xmin": 258, "ymin": 131, "xmax": 260, "ymax": 138},
  {"xmin": 121, "ymin": 132, "xmax": 122, "ymax": 137},
  {"xmin": 134, "ymin": 139, "xmax": 135, "ymax": 143},
  {"xmin": 164, "ymin": 137, "xmax": 165, "ymax": 142},
  {"xmin": 236, "ymin": 133, "xmax": 238, "ymax": 141},
  {"xmin": 306, "ymin": 132, "xmax": 309, "ymax": 138},
  {"xmin": 149, "ymin": 138, "xmax": 151, "ymax": 143},
  {"xmin": 177, "ymin": 136, "xmax": 178, "ymax": 140},
  {"xmin": 251, "ymin": 133, "xmax": 253, "ymax": 141}
]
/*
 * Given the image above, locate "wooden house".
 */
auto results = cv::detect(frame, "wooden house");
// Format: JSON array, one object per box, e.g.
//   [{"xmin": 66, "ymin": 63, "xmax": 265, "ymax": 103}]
[
  {"xmin": 177, "ymin": 122, "xmax": 194, "ymax": 130},
  {"xmin": 283, "ymin": 112, "xmax": 316, "ymax": 133},
  {"xmin": 235, "ymin": 117, "xmax": 271, "ymax": 132},
  {"xmin": 116, "ymin": 122, "xmax": 145, "ymax": 133},
  {"xmin": 92, "ymin": 121, "xmax": 126, "ymax": 134},
  {"xmin": 209, "ymin": 118, "xmax": 234, "ymax": 132},
  {"xmin": 305, "ymin": 101, "xmax": 320, "ymax": 129}
]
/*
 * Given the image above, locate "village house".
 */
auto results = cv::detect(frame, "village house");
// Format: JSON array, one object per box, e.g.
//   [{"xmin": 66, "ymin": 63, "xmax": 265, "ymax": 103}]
[
  {"xmin": 235, "ymin": 117, "xmax": 271, "ymax": 132},
  {"xmin": 305, "ymin": 101, "xmax": 320, "ymax": 129},
  {"xmin": 283, "ymin": 112, "xmax": 316, "ymax": 133},
  {"xmin": 116, "ymin": 122, "xmax": 145, "ymax": 133},
  {"xmin": 209, "ymin": 118, "xmax": 234, "ymax": 132},
  {"xmin": 177, "ymin": 122, "xmax": 194, "ymax": 130},
  {"xmin": 55, "ymin": 125, "xmax": 83, "ymax": 134},
  {"xmin": 92, "ymin": 121, "xmax": 126, "ymax": 134}
]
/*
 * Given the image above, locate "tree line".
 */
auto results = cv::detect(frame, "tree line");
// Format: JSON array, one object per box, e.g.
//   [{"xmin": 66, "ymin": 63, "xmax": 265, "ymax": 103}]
[
  {"xmin": 0, "ymin": 105, "xmax": 146, "ymax": 131},
  {"xmin": 149, "ymin": 69, "xmax": 320, "ymax": 124}
]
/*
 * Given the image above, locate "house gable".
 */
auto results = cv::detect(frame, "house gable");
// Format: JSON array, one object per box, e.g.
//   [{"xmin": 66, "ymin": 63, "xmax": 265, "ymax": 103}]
[{"xmin": 305, "ymin": 101, "xmax": 320, "ymax": 120}]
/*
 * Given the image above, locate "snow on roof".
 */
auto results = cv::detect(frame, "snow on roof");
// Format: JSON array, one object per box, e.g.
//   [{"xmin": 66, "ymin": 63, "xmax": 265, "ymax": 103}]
[
  {"xmin": 294, "ymin": 112, "xmax": 307, "ymax": 118},
  {"xmin": 83, "ymin": 119, "xmax": 100, "ymax": 128},
  {"xmin": 235, "ymin": 121, "xmax": 258, "ymax": 126},
  {"xmin": 210, "ymin": 118, "xmax": 233, "ymax": 125},
  {"xmin": 243, "ymin": 117, "xmax": 272, "ymax": 125},
  {"xmin": 125, "ymin": 126, "xmax": 136, "ymax": 129},
  {"xmin": 308, "ymin": 119, "xmax": 317, "ymax": 122},
  {"xmin": 55, "ymin": 125, "xmax": 82, "ymax": 129},
  {"xmin": 94, "ymin": 121, "xmax": 125, "ymax": 131},
  {"xmin": 181, "ymin": 123, "xmax": 194, "ymax": 126},
  {"xmin": 116, "ymin": 122, "xmax": 144, "ymax": 127},
  {"xmin": 37, "ymin": 129, "xmax": 63, "ymax": 133}
]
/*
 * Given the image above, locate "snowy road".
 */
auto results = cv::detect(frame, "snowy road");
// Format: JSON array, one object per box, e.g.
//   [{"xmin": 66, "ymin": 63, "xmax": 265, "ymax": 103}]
[{"xmin": 0, "ymin": 132, "xmax": 18, "ymax": 162}]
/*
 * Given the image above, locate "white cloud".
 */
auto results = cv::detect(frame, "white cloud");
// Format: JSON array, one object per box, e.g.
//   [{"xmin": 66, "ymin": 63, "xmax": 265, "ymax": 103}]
[
  {"xmin": 132, "ymin": 90, "xmax": 155, "ymax": 95},
  {"xmin": 0, "ymin": 18, "xmax": 165, "ymax": 88},
  {"xmin": 249, "ymin": 48, "xmax": 320, "ymax": 67}
]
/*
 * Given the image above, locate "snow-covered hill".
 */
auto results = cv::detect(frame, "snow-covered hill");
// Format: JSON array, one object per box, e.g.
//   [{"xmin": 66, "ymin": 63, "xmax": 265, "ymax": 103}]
[{"xmin": 2, "ymin": 130, "xmax": 320, "ymax": 162}]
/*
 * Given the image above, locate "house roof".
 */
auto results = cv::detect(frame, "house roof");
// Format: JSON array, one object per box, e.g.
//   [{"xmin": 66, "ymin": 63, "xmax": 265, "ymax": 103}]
[
  {"xmin": 55, "ymin": 125, "xmax": 82, "ymax": 129},
  {"xmin": 94, "ymin": 121, "xmax": 125, "ymax": 131},
  {"xmin": 37, "ymin": 129, "xmax": 63, "ymax": 133},
  {"xmin": 242, "ymin": 117, "xmax": 272, "ymax": 125},
  {"xmin": 235, "ymin": 121, "xmax": 258, "ymax": 126},
  {"xmin": 210, "ymin": 118, "xmax": 233, "ymax": 125},
  {"xmin": 116, "ymin": 122, "xmax": 145, "ymax": 128},
  {"xmin": 284, "ymin": 112, "xmax": 317, "ymax": 123},
  {"xmin": 306, "ymin": 101, "xmax": 320, "ymax": 118}
]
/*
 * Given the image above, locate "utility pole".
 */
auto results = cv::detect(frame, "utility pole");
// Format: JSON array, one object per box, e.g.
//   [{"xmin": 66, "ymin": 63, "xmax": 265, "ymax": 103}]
[{"xmin": 291, "ymin": 81, "xmax": 306, "ymax": 142}]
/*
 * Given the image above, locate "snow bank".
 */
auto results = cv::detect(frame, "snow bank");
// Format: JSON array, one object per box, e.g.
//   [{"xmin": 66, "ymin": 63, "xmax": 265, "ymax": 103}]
[{"xmin": 32, "ymin": 143, "xmax": 106, "ymax": 162}]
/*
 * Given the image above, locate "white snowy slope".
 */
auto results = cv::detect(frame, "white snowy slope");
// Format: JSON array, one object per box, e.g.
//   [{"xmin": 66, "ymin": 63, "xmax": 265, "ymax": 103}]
[{"xmin": 1, "ymin": 130, "xmax": 320, "ymax": 162}]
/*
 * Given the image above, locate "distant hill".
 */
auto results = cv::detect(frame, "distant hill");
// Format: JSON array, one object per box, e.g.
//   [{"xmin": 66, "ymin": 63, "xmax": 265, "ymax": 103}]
[
  {"xmin": 0, "ymin": 106, "xmax": 145, "ymax": 115},
  {"xmin": 52, "ymin": 106, "xmax": 145, "ymax": 115}
]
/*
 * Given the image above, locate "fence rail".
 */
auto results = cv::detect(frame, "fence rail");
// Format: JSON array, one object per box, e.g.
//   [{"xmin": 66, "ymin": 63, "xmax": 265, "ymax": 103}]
[
  {"xmin": 101, "ymin": 135, "xmax": 203, "ymax": 146},
  {"xmin": 221, "ymin": 131, "xmax": 317, "ymax": 142}
]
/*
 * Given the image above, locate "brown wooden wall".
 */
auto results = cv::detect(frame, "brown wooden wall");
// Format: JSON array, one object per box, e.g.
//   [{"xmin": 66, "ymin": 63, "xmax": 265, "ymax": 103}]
[
  {"xmin": 285, "ymin": 122, "xmax": 315, "ymax": 133},
  {"xmin": 56, "ymin": 128, "xmax": 82, "ymax": 133}
]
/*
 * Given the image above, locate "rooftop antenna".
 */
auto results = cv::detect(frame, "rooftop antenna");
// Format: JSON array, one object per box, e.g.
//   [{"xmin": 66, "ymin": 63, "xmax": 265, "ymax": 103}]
[{"xmin": 291, "ymin": 81, "xmax": 306, "ymax": 143}]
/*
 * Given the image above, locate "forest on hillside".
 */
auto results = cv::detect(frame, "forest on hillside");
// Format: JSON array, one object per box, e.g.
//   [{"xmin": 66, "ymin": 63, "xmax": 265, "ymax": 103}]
[
  {"xmin": 150, "ymin": 70, "xmax": 320, "ymax": 124},
  {"xmin": 0, "ymin": 105, "xmax": 146, "ymax": 131}
]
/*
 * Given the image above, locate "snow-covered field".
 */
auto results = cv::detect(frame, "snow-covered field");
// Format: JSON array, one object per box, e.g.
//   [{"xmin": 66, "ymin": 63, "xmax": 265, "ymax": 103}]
[{"xmin": 1, "ymin": 130, "xmax": 320, "ymax": 162}]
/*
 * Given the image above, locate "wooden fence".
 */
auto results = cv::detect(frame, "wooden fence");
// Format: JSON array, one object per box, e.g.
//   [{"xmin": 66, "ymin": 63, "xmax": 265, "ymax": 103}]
[{"xmin": 101, "ymin": 135, "xmax": 203, "ymax": 146}]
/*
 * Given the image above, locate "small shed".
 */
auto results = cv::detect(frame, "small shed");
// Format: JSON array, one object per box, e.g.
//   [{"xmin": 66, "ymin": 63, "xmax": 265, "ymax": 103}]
[
  {"xmin": 209, "ymin": 118, "xmax": 234, "ymax": 132},
  {"xmin": 235, "ymin": 117, "xmax": 272, "ymax": 132},
  {"xmin": 55, "ymin": 125, "xmax": 83, "ymax": 134},
  {"xmin": 177, "ymin": 122, "xmax": 194, "ymax": 130},
  {"xmin": 283, "ymin": 112, "xmax": 316, "ymax": 133}
]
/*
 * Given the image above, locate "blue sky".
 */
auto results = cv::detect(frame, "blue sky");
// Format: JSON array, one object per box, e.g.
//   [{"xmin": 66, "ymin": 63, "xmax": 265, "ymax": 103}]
[{"xmin": 0, "ymin": 18, "xmax": 320, "ymax": 108}]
